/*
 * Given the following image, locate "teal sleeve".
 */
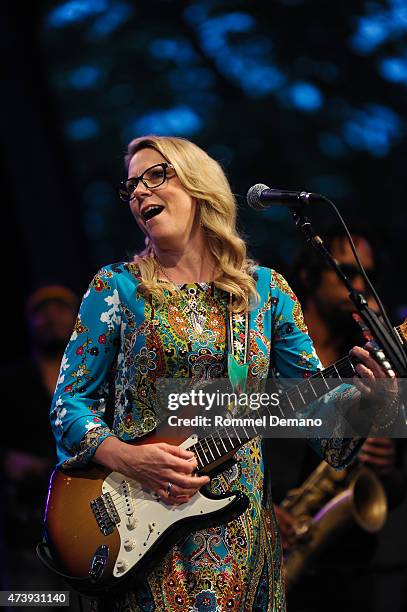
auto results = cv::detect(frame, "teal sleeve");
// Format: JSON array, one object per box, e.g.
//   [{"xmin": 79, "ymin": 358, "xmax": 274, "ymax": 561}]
[
  {"xmin": 269, "ymin": 270, "xmax": 363, "ymax": 469},
  {"xmin": 270, "ymin": 270, "xmax": 321, "ymax": 377},
  {"xmin": 50, "ymin": 267, "xmax": 121, "ymax": 468}
]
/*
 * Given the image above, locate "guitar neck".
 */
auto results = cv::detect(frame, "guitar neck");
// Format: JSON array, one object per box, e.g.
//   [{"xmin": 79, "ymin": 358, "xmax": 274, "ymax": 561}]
[{"xmin": 190, "ymin": 354, "xmax": 358, "ymax": 473}]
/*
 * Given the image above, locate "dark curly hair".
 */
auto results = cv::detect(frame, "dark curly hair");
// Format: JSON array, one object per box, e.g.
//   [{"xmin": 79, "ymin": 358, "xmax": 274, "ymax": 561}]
[{"xmin": 289, "ymin": 223, "xmax": 386, "ymax": 306}]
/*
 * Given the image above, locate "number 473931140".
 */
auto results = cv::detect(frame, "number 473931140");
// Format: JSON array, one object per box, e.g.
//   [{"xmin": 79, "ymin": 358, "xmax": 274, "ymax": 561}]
[{"xmin": 0, "ymin": 591, "xmax": 69, "ymax": 607}]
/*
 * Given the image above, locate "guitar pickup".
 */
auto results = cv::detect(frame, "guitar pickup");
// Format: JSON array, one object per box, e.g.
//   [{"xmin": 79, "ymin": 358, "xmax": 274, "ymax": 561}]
[{"xmin": 119, "ymin": 480, "xmax": 135, "ymax": 516}]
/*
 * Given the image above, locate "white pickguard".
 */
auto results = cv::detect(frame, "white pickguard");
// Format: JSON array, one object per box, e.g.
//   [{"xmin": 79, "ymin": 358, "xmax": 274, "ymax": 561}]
[{"xmin": 101, "ymin": 435, "xmax": 236, "ymax": 577}]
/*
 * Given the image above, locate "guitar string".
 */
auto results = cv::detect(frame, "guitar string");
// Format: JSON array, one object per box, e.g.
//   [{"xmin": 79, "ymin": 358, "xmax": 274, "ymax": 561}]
[
  {"xmin": 76, "ymin": 321, "xmax": 403, "ymax": 519},
  {"xmin": 76, "ymin": 359, "xmax": 354, "ymax": 522},
  {"xmin": 72, "ymin": 479, "xmax": 236, "ymax": 540},
  {"xmin": 73, "ymin": 322, "xmax": 402, "ymax": 527},
  {"xmin": 111, "ymin": 413, "xmax": 348, "ymax": 516},
  {"xmin": 83, "ymin": 355, "xmax": 363, "ymax": 527},
  {"xmin": 86, "ymin": 318, "xmax": 403, "ymax": 507},
  {"xmin": 98, "ymin": 468, "xmax": 245, "ymax": 519},
  {"xmin": 102, "ymin": 351, "xmax": 359, "ymax": 510},
  {"xmin": 87, "ymin": 480, "xmax": 208, "ymax": 522},
  {"xmin": 106, "ymin": 353, "xmax": 356, "ymax": 506}
]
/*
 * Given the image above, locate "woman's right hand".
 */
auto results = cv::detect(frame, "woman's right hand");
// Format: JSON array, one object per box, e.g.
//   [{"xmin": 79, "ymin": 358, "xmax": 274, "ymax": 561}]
[{"xmin": 95, "ymin": 437, "xmax": 210, "ymax": 505}]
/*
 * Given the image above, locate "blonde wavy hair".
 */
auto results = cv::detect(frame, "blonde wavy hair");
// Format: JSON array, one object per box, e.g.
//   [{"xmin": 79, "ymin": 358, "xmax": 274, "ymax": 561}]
[{"xmin": 125, "ymin": 135, "xmax": 258, "ymax": 312}]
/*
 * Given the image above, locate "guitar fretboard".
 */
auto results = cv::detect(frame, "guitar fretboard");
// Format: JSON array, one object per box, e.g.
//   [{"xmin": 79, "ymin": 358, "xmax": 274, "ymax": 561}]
[{"xmin": 190, "ymin": 354, "xmax": 358, "ymax": 471}]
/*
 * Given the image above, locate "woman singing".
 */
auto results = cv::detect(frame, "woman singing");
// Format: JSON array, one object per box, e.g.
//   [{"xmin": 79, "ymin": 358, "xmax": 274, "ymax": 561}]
[{"xmin": 50, "ymin": 135, "xmax": 391, "ymax": 611}]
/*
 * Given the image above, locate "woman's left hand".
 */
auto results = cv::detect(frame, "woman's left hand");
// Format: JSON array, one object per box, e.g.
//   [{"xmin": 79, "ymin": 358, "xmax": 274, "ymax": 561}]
[
  {"xmin": 350, "ymin": 342, "xmax": 395, "ymax": 383},
  {"xmin": 349, "ymin": 342, "xmax": 399, "ymax": 428}
]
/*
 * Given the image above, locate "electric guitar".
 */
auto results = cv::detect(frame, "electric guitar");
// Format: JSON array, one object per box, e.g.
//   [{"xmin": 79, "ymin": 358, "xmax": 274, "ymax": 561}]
[{"xmin": 41, "ymin": 320, "xmax": 407, "ymax": 596}]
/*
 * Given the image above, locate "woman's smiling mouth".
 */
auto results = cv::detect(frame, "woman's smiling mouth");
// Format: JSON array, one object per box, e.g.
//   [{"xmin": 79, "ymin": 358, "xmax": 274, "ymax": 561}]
[{"xmin": 141, "ymin": 204, "xmax": 165, "ymax": 222}]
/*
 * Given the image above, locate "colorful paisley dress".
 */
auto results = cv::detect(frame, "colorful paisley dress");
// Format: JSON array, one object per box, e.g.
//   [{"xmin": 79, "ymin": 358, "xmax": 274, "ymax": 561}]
[{"xmin": 50, "ymin": 263, "xmax": 360, "ymax": 611}]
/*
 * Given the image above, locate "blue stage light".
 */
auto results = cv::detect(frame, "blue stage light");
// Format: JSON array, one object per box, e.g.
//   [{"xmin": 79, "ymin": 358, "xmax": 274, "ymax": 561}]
[
  {"xmin": 47, "ymin": 0, "xmax": 107, "ymax": 27},
  {"xmin": 289, "ymin": 82, "xmax": 323, "ymax": 111},
  {"xmin": 66, "ymin": 117, "xmax": 100, "ymax": 140},
  {"xmin": 129, "ymin": 106, "xmax": 202, "ymax": 137}
]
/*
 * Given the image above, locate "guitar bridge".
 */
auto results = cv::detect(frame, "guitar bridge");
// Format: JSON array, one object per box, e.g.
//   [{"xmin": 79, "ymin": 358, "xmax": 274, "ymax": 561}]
[{"xmin": 90, "ymin": 492, "xmax": 120, "ymax": 535}]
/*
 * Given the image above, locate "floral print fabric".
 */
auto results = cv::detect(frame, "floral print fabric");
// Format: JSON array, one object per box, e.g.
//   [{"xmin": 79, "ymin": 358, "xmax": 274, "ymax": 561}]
[{"xmin": 50, "ymin": 263, "xmax": 359, "ymax": 611}]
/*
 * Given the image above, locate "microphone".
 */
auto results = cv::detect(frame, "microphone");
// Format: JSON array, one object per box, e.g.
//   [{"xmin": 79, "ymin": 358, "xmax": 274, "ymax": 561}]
[{"xmin": 247, "ymin": 183, "xmax": 325, "ymax": 210}]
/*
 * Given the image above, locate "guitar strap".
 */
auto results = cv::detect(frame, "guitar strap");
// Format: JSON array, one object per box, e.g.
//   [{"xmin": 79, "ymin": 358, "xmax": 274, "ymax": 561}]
[
  {"xmin": 227, "ymin": 292, "xmax": 250, "ymax": 394},
  {"xmin": 224, "ymin": 278, "xmax": 276, "ymax": 506}
]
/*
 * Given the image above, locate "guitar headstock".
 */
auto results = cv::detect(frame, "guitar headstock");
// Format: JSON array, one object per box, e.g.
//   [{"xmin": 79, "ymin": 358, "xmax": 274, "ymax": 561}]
[
  {"xmin": 397, "ymin": 317, "xmax": 407, "ymax": 345},
  {"xmin": 353, "ymin": 313, "xmax": 407, "ymax": 348},
  {"xmin": 351, "ymin": 312, "xmax": 396, "ymax": 376}
]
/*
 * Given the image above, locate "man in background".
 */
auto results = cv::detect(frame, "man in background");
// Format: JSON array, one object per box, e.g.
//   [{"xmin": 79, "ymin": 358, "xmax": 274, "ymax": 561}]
[
  {"xmin": 1, "ymin": 286, "xmax": 78, "ymax": 598},
  {"xmin": 269, "ymin": 228, "xmax": 407, "ymax": 612}
]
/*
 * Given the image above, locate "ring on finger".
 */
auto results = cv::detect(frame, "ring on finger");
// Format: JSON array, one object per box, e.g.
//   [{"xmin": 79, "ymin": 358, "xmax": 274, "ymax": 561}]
[{"xmin": 166, "ymin": 482, "xmax": 173, "ymax": 497}]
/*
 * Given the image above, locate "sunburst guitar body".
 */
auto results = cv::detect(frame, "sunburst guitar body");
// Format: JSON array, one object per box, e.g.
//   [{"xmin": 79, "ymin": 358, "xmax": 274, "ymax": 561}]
[
  {"xmin": 43, "ymin": 317, "xmax": 407, "ymax": 596},
  {"xmin": 43, "ymin": 421, "xmax": 248, "ymax": 597}
]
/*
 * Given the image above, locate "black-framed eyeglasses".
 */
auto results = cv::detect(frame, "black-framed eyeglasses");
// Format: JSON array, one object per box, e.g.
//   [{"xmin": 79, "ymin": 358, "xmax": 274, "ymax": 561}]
[
  {"xmin": 338, "ymin": 263, "xmax": 378, "ymax": 284},
  {"xmin": 119, "ymin": 163, "xmax": 174, "ymax": 202}
]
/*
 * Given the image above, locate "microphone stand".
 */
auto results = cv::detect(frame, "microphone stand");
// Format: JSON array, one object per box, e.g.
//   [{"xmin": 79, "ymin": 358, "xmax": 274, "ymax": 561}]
[{"xmin": 290, "ymin": 207, "xmax": 407, "ymax": 377}]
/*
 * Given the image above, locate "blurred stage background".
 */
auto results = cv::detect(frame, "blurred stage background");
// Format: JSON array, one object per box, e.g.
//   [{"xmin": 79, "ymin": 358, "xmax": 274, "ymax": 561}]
[
  {"xmin": 1, "ymin": 0, "xmax": 407, "ymax": 609},
  {"xmin": 2, "ymin": 0, "xmax": 407, "ymax": 359}
]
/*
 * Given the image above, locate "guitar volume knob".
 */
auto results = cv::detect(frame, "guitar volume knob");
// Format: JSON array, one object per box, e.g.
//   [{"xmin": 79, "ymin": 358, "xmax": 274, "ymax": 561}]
[
  {"xmin": 116, "ymin": 559, "xmax": 129, "ymax": 572},
  {"xmin": 124, "ymin": 538, "xmax": 136, "ymax": 551},
  {"xmin": 126, "ymin": 515, "xmax": 137, "ymax": 530}
]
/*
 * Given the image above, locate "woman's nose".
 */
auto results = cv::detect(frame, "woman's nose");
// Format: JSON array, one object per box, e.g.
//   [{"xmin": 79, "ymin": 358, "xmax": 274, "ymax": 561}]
[{"xmin": 132, "ymin": 181, "xmax": 153, "ymax": 205}]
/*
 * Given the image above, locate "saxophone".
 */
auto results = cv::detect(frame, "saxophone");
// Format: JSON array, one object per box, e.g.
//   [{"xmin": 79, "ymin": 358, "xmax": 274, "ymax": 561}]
[{"xmin": 281, "ymin": 461, "xmax": 388, "ymax": 591}]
